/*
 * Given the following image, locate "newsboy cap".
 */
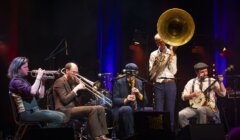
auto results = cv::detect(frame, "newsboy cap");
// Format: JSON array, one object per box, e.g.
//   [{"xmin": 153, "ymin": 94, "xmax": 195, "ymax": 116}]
[
  {"xmin": 123, "ymin": 63, "xmax": 138, "ymax": 75},
  {"xmin": 194, "ymin": 62, "xmax": 208, "ymax": 70}
]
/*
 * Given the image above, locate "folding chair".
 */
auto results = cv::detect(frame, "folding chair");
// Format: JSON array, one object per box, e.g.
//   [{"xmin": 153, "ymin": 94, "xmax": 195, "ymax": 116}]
[{"xmin": 9, "ymin": 92, "xmax": 42, "ymax": 140}]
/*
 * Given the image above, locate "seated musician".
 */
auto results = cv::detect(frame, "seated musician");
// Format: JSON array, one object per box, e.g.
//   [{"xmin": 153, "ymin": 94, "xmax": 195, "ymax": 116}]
[
  {"xmin": 112, "ymin": 63, "xmax": 148, "ymax": 139},
  {"xmin": 8, "ymin": 56, "xmax": 65, "ymax": 128},
  {"xmin": 53, "ymin": 62, "xmax": 111, "ymax": 140},
  {"xmin": 178, "ymin": 62, "xmax": 227, "ymax": 128}
]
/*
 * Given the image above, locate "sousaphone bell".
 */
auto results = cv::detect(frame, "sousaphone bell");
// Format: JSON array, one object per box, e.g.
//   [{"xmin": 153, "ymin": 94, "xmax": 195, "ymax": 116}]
[{"xmin": 157, "ymin": 8, "xmax": 195, "ymax": 47}]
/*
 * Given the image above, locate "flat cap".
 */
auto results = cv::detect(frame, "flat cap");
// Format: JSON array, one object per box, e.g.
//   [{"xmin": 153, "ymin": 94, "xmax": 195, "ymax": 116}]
[
  {"xmin": 123, "ymin": 63, "xmax": 138, "ymax": 75},
  {"xmin": 194, "ymin": 62, "xmax": 208, "ymax": 70}
]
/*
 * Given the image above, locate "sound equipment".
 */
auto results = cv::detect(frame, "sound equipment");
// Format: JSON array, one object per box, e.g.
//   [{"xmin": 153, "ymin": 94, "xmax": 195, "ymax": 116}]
[
  {"xmin": 177, "ymin": 124, "xmax": 226, "ymax": 140},
  {"xmin": 29, "ymin": 128, "xmax": 75, "ymax": 140},
  {"xmin": 134, "ymin": 111, "xmax": 170, "ymax": 133},
  {"xmin": 131, "ymin": 112, "xmax": 173, "ymax": 140}
]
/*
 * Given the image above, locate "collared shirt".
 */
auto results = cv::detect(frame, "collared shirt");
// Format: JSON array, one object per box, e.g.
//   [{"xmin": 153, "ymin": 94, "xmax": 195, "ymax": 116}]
[
  {"xmin": 181, "ymin": 77, "xmax": 226, "ymax": 108},
  {"xmin": 149, "ymin": 48, "xmax": 177, "ymax": 83}
]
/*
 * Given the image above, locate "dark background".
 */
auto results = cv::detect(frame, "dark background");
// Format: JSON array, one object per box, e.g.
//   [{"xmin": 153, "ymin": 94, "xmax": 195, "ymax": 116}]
[{"xmin": 1, "ymin": 0, "xmax": 240, "ymax": 138}]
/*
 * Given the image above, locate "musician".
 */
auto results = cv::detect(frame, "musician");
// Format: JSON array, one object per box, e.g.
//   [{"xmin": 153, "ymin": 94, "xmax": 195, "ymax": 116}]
[
  {"xmin": 178, "ymin": 62, "xmax": 226, "ymax": 128},
  {"xmin": 112, "ymin": 63, "xmax": 147, "ymax": 139},
  {"xmin": 8, "ymin": 56, "xmax": 65, "ymax": 127},
  {"xmin": 149, "ymin": 33, "xmax": 177, "ymax": 130},
  {"xmin": 53, "ymin": 62, "xmax": 111, "ymax": 140}
]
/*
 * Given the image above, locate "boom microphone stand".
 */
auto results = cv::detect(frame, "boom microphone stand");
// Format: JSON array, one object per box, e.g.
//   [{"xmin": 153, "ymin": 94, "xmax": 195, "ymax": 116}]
[
  {"xmin": 44, "ymin": 39, "xmax": 66, "ymax": 109},
  {"xmin": 44, "ymin": 39, "xmax": 66, "ymax": 69}
]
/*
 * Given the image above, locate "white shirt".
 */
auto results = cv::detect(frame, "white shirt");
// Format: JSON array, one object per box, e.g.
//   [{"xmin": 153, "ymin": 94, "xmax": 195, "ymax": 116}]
[
  {"xmin": 181, "ymin": 77, "xmax": 226, "ymax": 108},
  {"xmin": 149, "ymin": 48, "xmax": 177, "ymax": 83}
]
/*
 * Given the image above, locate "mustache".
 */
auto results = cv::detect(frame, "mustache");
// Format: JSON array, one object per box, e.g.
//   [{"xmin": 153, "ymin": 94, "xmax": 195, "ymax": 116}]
[{"xmin": 200, "ymin": 75, "xmax": 208, "ymax": 80}]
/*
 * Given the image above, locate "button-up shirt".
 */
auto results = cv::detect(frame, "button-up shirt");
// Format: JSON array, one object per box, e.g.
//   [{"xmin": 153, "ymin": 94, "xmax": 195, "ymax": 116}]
[
  {"xmin": 181, "ymin": 77, "xmax": 226, "ymax": 109},
  {"xmin": 149, "ymin": 48, "xmax": 177, "ymax": 83}
]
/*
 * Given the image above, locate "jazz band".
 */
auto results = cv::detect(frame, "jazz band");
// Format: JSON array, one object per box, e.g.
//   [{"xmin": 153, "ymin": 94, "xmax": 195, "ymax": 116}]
[{"xmin": 8, "ymin": 8, "xmax": 232, "ymax": 140}]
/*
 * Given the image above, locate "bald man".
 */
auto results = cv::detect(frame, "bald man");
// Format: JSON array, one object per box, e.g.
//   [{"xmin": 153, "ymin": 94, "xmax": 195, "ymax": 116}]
[
  {"xmin": 53, "ymin": 62, "xmax": 111, "ymax": 140},
  {"xmin": 149, "ymin": 33, "xmax": 177, "ymax": 130}
]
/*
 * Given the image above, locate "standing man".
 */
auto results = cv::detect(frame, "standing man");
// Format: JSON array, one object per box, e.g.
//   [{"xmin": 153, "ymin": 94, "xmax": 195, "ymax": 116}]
[
  {"xmin": 112, "ymin": 63, "xmax": 147, "ymax": 139},
  {"xmin": 178, "ymin": 62, "xmax": 226, "ymax": 128},
  {"xmin": 53, "ymin": 62, "xmax": 111, "ymax": 140},
  {"xmin": 149, "ymin": 33, "xmax": 177, "ymax": 130}
]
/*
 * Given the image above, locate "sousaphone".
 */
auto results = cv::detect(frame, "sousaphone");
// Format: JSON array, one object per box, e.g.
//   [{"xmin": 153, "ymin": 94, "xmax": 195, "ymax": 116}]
[
  {"xmin": 150, "ymin": 8, "xmax": 195, "ymax": 81},
  {"xmin": 157, "ymin": 8, "xmax": 195, "ymax": 47}
]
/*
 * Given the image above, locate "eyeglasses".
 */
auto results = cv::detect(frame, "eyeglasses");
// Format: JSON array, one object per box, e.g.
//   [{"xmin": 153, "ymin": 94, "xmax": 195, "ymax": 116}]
[{"xmin": 68, "ymin": 70, "xmax": 79, "ymax": 74}]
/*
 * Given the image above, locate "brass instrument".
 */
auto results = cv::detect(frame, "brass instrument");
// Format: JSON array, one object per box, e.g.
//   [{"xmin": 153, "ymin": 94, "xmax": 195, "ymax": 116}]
[
  {"xmin": 149, "ymin": 50, "xmax": 170, "ymax": 81},
  {"xmin": 150, "ymin": 8, "xmax": 195, "ymax": 81},
  {"xmin": 157, "ymin": 8, "xmax": 195, "ymax": 47},
  {"xmin": 29, "ymin": 70, "xmax": 60, "ymax": 79},
  {"xmin": 73, "ymin": 73, "xmax": 112, "ymax": 107}
]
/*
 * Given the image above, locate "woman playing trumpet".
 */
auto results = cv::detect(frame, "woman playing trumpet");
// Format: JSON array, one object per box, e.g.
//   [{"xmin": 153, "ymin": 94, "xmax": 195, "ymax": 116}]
[
  {"xmin": 8, "ymin": 56, "xmax": 66, "ymax": 128},
  {"xmin": 53, "ymin": 62, "xmax": 111, "ymax": 140}
]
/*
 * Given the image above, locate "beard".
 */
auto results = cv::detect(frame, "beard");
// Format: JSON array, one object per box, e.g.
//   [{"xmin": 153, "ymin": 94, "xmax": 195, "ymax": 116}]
[
  {"xmin": 199, "ymin": 75, "xmax": 208, "ymax": 81},
  {"xmin": 67, "ymin": 76, "xmax": 78, "ymax": 87}
]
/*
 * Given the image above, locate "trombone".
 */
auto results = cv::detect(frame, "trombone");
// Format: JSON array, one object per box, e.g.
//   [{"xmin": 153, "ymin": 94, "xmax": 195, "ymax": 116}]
[{"xmin": 74, "ymin": 73, "xmax": 112, "ymax": 107}]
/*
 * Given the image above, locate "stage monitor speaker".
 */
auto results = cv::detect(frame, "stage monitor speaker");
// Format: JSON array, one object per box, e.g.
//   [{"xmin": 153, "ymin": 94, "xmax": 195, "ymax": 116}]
[
  {"xmin": 131, "ymin": 112, "xmax": 173, "ymax": 140},
  {"xmin": 178, "ymin": 124, "xmax": 226, "ymax": 140},
  {"xmin": 134, "ymin": 111, "xmax": 170, "ymax": 133},
  {"xmin": 29, "ymin": 128, "xmax": 74, "ymax": 140}
]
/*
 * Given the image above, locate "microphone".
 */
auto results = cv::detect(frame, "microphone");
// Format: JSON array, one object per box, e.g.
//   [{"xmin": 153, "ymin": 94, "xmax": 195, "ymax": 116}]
[
  {"xmin": 65, "ymin": 40, "xmax": 68, "ymax": 55},
  {"xmin": 98, "ymin": 73, "xmax": 111, "ymax": 77}
]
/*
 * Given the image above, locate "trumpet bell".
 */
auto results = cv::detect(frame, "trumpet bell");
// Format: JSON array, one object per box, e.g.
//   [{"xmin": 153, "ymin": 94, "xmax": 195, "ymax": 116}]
[{"xmin": 157, "ymin": 8, "xmax": 195, "ymax": 47}]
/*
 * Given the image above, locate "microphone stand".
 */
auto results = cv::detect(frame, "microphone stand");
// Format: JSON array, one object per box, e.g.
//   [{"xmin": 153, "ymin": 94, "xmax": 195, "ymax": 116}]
[
  {"xmin": 44, "ymin": 39, "xmax": 65, "ymax": 110},
  {"xmin": 136, "ymin": 76, "xmax": 177, "ymax": 112},
  {"xmin": 110, "ymin": 76, "xmax": 118, "ymax": 140},
  {"xmin": 44, "ymin": 39, "xmax": 65, "ymax": 70},
  {"xmin": 135, "ymin": 75, "xmax": 163, "ymax": 112}
]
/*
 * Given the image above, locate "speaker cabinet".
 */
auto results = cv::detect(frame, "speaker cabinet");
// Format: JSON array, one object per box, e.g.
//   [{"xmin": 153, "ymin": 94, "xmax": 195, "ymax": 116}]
[
  {"xmin": 178, "ymin": 124, "xmax": 226, "ymax": 140},
  {"xmin": 134, "ymin": 111, "xmax": 171, "ymax": 133},
  {"xmin": 29, "ymin": 128, "xmax": 74, "ymax": 140},
  {"xmin": 130, "ymin": 112, "xmax": 173, "ymax": 140}
]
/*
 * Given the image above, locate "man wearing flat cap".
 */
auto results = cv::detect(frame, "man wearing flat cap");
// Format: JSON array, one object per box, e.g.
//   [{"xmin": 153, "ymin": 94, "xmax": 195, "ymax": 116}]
[
  {"xmin": 112, "ymin": 63, "xmax": 148, "ymax": 139},
  {"xmin": 178, "ymin": 62, "xmax": 226, "ymax": 128}
]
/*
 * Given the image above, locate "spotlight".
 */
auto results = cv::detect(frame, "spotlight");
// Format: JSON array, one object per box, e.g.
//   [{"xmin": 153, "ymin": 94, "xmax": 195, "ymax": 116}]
[{"xmin": 220, "ymin": 47, "xmax": 227, "ymax": 57}]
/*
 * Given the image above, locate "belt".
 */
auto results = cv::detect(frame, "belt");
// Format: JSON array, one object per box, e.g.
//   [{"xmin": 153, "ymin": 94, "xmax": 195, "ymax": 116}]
[{"xmin": 161, "ymin": 79, "xmax": 175, "ymax": 83}]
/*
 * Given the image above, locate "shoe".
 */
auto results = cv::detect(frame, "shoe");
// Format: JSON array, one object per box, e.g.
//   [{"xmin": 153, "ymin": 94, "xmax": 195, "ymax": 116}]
[{"xmin": 100, "ymin": 135, "xmax": 112, "ymax": 140}]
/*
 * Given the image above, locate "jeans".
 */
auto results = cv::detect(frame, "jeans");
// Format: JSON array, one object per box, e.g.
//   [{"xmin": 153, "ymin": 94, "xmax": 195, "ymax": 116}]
[
  {"xmin": 113, "ymin": 106, "xmax": 134, "ymax": 139},
  {"xmin": 20, "ymin": 109, "xmax": 65, "ymax": 128}
]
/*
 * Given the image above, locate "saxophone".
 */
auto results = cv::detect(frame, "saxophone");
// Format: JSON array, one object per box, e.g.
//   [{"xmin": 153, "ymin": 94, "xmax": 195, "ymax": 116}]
[{"xmin": 130, "ymin": 79, "xmax": 138, "ymax": 110}]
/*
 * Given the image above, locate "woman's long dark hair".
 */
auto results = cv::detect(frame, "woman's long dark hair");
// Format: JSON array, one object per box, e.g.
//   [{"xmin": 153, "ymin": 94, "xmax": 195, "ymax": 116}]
[{"xmin": 8, "ymin": 57, "xmax": 28, "ymax": 79}]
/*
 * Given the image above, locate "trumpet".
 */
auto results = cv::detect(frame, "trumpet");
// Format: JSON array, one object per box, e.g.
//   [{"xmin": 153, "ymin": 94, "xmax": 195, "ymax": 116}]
[
  {"xmin": 28, "ymin": 70, "xmax": 60, "ymax": 79},
  {"xmin": 74, "ymin": 73, "xmax": 112, "ymax": 107}
]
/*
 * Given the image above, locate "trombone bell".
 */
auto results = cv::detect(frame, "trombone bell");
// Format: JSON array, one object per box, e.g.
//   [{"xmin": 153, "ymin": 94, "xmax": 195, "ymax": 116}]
[{"xmin": 157, "ymin": 8, "xmax": 195, "ymax": 47}]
